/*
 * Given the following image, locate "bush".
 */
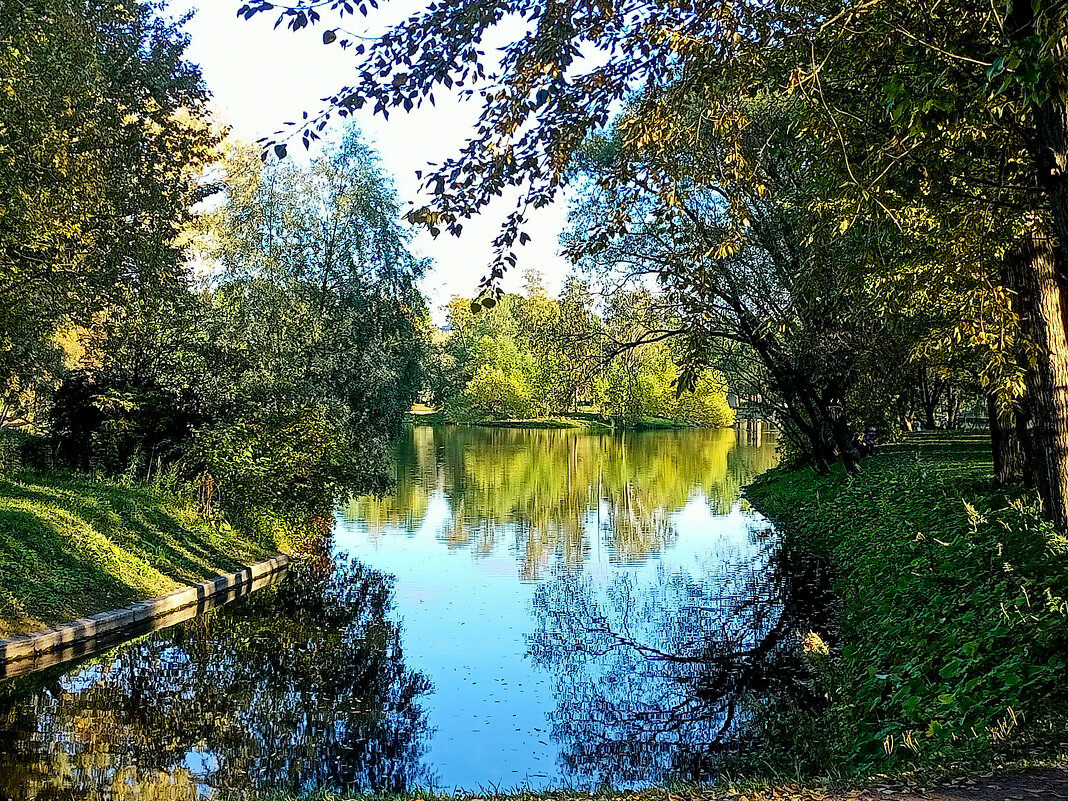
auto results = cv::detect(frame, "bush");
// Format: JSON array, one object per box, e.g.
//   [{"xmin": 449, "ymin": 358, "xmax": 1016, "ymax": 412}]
[
  {"xmin": 454, "ymin": 364, "xmax": 535, "ymax": 420},
  {"xmin": 189, "ymin": 401, "xmax": 383, "ymax": 525},
  {"xmin": 0, "ymin": 429, "xmax": 30, "ymax": 473},
  {"xmin": 669, "ymin": 370, "xmax": 736, "ymax": 427},
  {"xmin": 49, "ymin": 371, "xmax": 203, "ymax": 477}
]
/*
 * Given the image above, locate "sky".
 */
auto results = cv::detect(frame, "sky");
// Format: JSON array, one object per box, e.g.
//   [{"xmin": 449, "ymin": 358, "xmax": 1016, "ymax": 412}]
[{"xmin": 167, "ymin": 1, "xmax": 576, "ymax": 322}]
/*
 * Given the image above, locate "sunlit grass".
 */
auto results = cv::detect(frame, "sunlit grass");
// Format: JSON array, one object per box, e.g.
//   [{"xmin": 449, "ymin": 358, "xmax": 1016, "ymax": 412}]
[{"xmin": 0, "ymin": 470, "xmax": 294, "ymax": 637}]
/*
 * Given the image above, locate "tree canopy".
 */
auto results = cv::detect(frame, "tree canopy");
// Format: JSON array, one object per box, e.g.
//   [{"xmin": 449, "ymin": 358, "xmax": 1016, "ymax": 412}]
[{"xmin": 240, "ymin": 0, "xmax": 1068, "ymax": 523}]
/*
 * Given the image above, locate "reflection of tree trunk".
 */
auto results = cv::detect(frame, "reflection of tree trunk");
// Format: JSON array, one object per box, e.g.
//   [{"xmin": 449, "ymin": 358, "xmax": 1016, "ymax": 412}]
[{"xmin": 1007, "ymin": 230, "xmax": 1068, "ymax": 532}]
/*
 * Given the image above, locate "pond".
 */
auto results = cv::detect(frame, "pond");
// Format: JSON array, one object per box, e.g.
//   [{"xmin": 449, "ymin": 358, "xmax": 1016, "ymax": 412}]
[{"xmin": 0, "ymin": 422, "xmax": 829, "ymax": 799}]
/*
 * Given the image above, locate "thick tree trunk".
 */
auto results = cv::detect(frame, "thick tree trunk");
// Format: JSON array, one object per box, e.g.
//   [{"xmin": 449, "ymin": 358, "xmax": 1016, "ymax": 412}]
[
  {"xmin": 919, "ymin": 368, "xmax": 942, "ymax": 430},
  {"xmin": 1008, "ymin": 231, "xmax": 1068, "ymax": 531},
  {"xmin": 831, "ymin": 416, "xmax": 862, "ymax": 474},
  {"xmin": 1010, "ymin": 0, "xmax": 1068, "ymax": 264},
  {"xmin": 1031, "ymin": 19, "xmax": 1068, "ymax": 276},
  {"xmin": 989, "ymin": 393, "xmax": 1024, "ymax": 484}
]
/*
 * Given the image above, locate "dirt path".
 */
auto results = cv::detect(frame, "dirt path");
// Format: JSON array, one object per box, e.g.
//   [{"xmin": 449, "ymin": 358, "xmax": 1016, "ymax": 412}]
[
  {"xmin": 734, "ymin": 770, "xmax": 1068, "ymax": 801},
  {"xmin": 878, "ymin": 770, "xmax": 1068, "ymax": 801}
]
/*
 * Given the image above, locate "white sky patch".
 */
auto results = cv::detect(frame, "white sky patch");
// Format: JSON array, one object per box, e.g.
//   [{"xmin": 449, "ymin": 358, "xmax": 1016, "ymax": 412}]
[{"xmin": 169, "ymin": 1, "xmax": 576, "ymax": 323}]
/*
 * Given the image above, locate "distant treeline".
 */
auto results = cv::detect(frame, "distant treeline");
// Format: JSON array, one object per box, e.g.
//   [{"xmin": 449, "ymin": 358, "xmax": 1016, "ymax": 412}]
[{"xmin": 428, "ymin": 274, "xmax": 735, "ymax": 428}]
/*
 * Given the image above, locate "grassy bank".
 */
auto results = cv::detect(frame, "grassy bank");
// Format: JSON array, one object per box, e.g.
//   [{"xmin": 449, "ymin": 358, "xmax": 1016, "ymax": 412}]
[
  {"xmin": 745, "ymin": 433, "xmax": 1068, "ymax": 780},
  {"xmin": 0, "ymin": 469, "xmax": 296, "ymax": 638}
]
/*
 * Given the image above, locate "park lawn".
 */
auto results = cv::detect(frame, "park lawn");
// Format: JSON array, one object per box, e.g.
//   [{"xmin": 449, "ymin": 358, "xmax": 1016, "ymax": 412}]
[
  {"xmin": 0, "ymin": 470, "xmax": 295, "ymax": 637},
  {"xmin": 746, "ymin": 433, "xmax": 1068, "ymax": 778}
]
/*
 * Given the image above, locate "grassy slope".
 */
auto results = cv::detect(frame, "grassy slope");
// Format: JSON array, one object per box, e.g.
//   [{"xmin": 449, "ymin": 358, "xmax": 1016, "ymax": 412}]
[
  {"xmin": 0, "ymin": 470, "xmax": 294, "ymax": 637},
  {"xmin": 746, "ymin": 433, "xmax": 1068, "ymax": 777}
]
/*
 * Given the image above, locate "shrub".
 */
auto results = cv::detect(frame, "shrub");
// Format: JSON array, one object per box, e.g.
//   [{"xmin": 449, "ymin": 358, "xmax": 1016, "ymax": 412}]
[
  {"xmin": 49, "ymin": 371, "xmax": 203, "ymax": 476},
  {"xmin": 188, "ymin": 401, "xmax": 382, "ymax": 525},
  {"xmin": 456, "ymin": 364, "xmax": 535, "ymax": 420}
]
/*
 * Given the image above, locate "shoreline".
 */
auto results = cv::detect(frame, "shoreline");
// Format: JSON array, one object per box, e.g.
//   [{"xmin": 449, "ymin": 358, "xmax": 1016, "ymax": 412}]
[
  {"xmin": 0, "ymin": 469, "xmax": 298, "ymax": 638},
  {"xmin": 0, "ymin": 554, "xmax": 289, "ymax": 679},
  {"xmin": 743, "ymin": 432, "xmax": 1068, "ymax": 783},
  {"xmin": 405, "ymin": 411, "xmax": 754, "ymax": 431}
]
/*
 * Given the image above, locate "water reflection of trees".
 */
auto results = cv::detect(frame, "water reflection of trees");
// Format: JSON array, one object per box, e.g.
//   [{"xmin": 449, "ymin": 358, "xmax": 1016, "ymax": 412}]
[
  {"xmin": 527, "ymin": 535, "xmax": 833, "ymax": 787},
  {"xmin": 0, "ymin": 559, "xmax": 431, "ymax": 800},
  {"xmin": 342, "ymin": 426, "xmax": 779, "ymax": 576}
]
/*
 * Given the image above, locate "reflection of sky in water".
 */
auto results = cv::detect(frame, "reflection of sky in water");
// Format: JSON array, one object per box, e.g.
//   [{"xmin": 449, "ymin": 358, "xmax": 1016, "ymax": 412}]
[
  {"xmin": 0, "ymin": 558, "xmax": 432, "ymax": 800},
  {"xmin": 333, "ymin": 425, "xmax": 779, "ymax": 791}
]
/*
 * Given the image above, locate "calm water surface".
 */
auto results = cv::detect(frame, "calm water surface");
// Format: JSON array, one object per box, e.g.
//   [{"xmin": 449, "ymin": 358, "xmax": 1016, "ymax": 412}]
[{"xmin": 0, "ymin": 423, "xmax": 818, "ymax": 799}]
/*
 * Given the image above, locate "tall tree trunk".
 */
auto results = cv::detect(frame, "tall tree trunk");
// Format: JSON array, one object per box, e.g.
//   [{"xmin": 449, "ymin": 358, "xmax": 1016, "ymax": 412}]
[
  {"xmin": 1029, "ymin": 8, "xmax": 1068, "ymax": 272},
  {"xmin": 1008, "ymin": 231, "xmax": 1068, "ymax": 531},
  {"xmin": 989, "ymin": 393, "xmax": 1023, "ymax": 484},
  {"xmin": 945, "ymin": 384, "xmax": 960, "ymax": 430},
  {"xmin": 1010, "ymin": 0, "xmax": 1068, "ymax": 263}
]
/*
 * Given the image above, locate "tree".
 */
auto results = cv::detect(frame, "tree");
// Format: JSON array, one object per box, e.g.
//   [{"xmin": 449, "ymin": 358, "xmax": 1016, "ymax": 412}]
[
  {"xmin": 434, "ymin": 281, "xmax": 732, "ymax": 424},
  {"xmin": 0, "ymin": 0, "xmax": 216, "ymax": 424},
  {"xmin": 190, "ymin": 129, "xmax": 430, "ymax": 515},
  {"xmin": 565, "ymin": 99, "xmax": 920, "ymax": 470},
  {"xmin": 50, "ymin": 128, "xmax": 430, "ymax": 521},
  {"xmin": 241, "ymin": 0, "xmax": 1068, "ymax": 520}
]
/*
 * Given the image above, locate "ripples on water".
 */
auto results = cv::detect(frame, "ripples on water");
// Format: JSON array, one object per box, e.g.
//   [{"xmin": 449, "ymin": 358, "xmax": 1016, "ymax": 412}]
[{"xmin": 0, "ymin": 423, "xmax": 834, "ymax": 798}]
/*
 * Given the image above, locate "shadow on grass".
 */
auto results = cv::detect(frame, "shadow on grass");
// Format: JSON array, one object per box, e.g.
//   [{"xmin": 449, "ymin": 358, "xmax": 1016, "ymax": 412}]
[
  {"xmin": 0, "ymin": 472, "xmax": 281, "ymax": 635},
  {"xmin": 0, "ymin": 508, "xmax": 138, "ymax": 630}
]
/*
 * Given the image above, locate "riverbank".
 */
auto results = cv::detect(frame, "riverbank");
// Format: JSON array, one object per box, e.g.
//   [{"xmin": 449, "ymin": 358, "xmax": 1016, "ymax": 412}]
[
  {"xmin": 745, "ymin": 433, "xmax": 1068, "ymax": 780},
  {"xmin": 0, "ymin": 469, "xmax": 296, "ymax": 638},
  {"xmin": 406, "ymin": 410, "xmax": 704, "ymax": 430}
]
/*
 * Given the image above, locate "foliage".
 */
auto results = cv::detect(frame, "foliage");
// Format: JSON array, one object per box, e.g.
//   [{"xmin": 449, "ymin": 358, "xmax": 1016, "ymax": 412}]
[
  {"xmin": 238, "ymin": 0, "xmax": 1066, "ymax": 293},
  {"xmin": 46, "ymin": 129, "xmax": 429, "ymax": 522},
  {"xmin": 0, "ymin": 0, "xmax": 217, "ymax": 425},
  {"xmin": 189, "ymin": 401, "xmax": 362, "ymax": 523},
  {"xmin": 236, "ymin": 0, "xmax": 1068, "ymax": 520},
  {"xmin": 746, "ymin": 435, "xmax": 1068, "ymax": 776},
  {"xmin": 437, "ymin": 278, "xmax": 733, "ymax": 426},
  {"xmin": 49, "ymin": 370, "xmax": 203, "ymax": 478},
  {"xmin": 564, "ymin": 96, "xmax": 981, "ymax": 472}
]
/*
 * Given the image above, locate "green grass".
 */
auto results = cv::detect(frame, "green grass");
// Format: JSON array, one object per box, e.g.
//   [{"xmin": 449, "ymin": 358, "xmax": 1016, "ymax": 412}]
[
  {"xmin": 745, "ymin": 432, "xmax": 1068, "ymax": 780},
  {"xmin": 0, "ymin": 470, "xmax": 295, "ymax": 637}
]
